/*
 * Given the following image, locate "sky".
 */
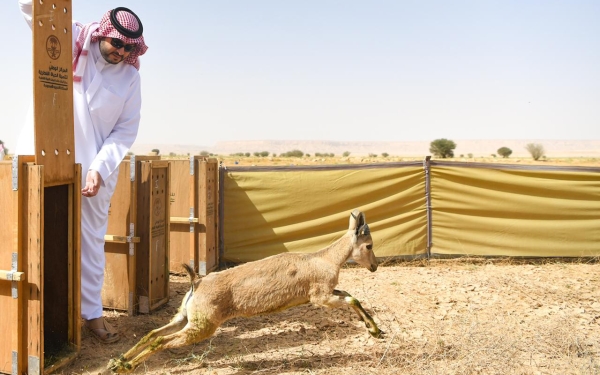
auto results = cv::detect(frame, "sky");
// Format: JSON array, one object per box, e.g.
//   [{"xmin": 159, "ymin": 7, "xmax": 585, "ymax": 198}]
[{"xmin": 1, "ymin": 1, "xmax": 599, "ymax": 152}]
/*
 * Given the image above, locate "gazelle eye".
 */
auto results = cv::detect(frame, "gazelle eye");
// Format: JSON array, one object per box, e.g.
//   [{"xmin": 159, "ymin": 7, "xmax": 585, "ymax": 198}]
[{"xmin": 366, "ymin": 245, "xmax": 373, "ymax": 250}]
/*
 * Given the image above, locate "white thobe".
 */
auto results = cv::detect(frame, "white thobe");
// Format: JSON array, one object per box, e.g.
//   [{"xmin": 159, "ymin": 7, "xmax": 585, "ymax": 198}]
[{"xmin": 17, "ymin": 0, "xmax": 142, "ymax": 320}]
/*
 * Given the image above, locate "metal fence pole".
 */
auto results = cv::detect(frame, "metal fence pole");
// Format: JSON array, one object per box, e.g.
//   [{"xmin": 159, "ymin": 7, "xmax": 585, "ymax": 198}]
[{"xmin": 423, "ymin": 156, "xmax": 432, "ymax": 258}]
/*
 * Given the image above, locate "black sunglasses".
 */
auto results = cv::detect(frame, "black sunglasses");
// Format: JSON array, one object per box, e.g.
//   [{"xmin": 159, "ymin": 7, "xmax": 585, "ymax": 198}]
[{"xmin": 109, "ymin": 38, "xmax": 136, "ymax": 52}]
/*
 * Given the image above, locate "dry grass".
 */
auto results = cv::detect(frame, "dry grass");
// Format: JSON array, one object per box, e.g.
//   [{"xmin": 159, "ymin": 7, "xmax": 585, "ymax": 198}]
[{"xmin": 59, "ymin": 259, "xmax": 600, "ymax": 375}]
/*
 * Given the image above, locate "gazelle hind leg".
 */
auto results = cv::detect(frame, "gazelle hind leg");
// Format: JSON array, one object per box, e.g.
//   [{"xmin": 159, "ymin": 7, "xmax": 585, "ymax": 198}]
[
  {"xmin": 109, "ymin": 323, "xmax": 218, "ymax": 373},
  {"xmin": 108, "ymin": 314, "xmax": 188, "ymax": 372}
]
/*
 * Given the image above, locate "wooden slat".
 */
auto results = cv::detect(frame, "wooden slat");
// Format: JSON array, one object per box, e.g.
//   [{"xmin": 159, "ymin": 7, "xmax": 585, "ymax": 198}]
[
  {"xmin": 104, "ymin": 235, "xmax": 141, "ymax": 243},
  {"xmin": 0, "ymin": 271, "xmax": 26, "ymax": 282},
  {"xmin": 169, "ymin": 217, "xmax": 199, "ymax": 224},
  {"xmin": 0, "ymin": 161, "xmax": 20, "ymax": 374},
  {"xmin": 197, "ymin": 158, "xmax": 219, "ymax": 275},
  {"xmin": 72, "ymin": 164, "xmax": 82, "ymax": 350},
  {"xmin": 32, "ymin": 0, "xmax": 75, "ymax": 185},
  {"xmin": 149, "ymin": 162, "xmax": 170, "ymax": 310},
  {"xmin": 26, "ymin": 164, "xmax": 44, "ymax": 372}
]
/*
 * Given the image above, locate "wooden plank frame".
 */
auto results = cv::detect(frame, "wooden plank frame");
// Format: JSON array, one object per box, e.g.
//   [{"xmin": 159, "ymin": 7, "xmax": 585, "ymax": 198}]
[{"xmin": 168, "ymin": 157, "xmax": 219, "ymax": 276}]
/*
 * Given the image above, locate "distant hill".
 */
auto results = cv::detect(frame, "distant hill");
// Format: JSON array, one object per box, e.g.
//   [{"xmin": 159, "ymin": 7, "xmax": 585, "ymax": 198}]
[{"xmin": 130, "ymin": 139, "xmax": 600, "ymax": 158}]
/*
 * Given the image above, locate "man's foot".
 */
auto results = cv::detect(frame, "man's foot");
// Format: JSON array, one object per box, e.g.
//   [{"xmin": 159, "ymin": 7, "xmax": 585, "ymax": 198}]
[{"xmin": 85, "ymin": 317, "xmax": 120, "ymax": 343}]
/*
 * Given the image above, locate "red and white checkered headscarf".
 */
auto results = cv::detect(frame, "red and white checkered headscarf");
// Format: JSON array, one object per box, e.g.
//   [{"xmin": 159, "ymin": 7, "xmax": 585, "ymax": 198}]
[{"xmin": 73, "ymin": 7, "xmax": 148, "ymax": 71}]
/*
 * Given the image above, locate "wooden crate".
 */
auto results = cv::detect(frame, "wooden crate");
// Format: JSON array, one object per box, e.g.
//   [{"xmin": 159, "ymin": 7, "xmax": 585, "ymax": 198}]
[
  {"xmin": 102, "ymin": 156, "xmax": 170, "ymax": 314},
  {"xmin": 169, "ymin": 157, "xmax": 219, "ymax": 275},
  {"xmin": 0, "ymin": 158, "xmax": 81, "ymax": 375}
]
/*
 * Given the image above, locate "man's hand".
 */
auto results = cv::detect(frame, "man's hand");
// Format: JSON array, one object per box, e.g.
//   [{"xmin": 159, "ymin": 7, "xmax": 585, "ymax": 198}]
[{"xmin": 82, "ymin": 169, "xmax": 103, "ymax": 197}]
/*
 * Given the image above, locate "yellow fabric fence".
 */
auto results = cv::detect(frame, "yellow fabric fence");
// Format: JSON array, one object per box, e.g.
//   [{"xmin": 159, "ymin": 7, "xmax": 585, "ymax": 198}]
[
  {"xmin": 220, "ymin": 161, "xmax": 600, "ymax": 262},
  {"xmin": 221, "ymin": 164, "xmax": 427, "ymax": 263},
  {"xmin": 430, "ymin": 162, "xmax": 600, "ymax": 257}
]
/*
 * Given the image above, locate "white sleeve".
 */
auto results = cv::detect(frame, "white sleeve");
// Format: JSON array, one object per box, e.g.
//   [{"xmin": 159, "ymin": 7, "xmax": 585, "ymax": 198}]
[
  {"xmin": 89, "ymin": 72, "xmax": 142, "ymax": 182},
  {"xmin": 18, "ymin": 0, "xmax": 33, "ymax": 28}
]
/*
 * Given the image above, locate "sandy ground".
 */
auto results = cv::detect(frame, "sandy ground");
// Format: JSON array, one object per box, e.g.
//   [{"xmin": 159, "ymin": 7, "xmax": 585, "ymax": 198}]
[
  {"xmin": 54, "ymin": 157, "xmax": 599, "ymax": 374},
  {"xmin": 58, "ymin": 258, "xmax": 600, "ymax": 375}
]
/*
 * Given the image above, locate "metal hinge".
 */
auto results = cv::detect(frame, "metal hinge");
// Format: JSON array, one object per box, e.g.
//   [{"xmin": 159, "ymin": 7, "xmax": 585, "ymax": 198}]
[
  {"xmin": 198, "ymin": 261, "xmax": 207, "ymax": 276},
  {"xmin": 11, "ymin": 253, "xmax": 18, "ymax": 299},
  {"xmin": 130, "ymin": 155, "xmax": 136, "ymax": 181},
  {"xmin": 129, "ymin": 223, "xmax": 135, "ymax": 256},
  {"xmin": 189, "ymin": 207, "xmax": 195, "ymax": 233},
  {"xmin": 12, "ymin": 156, "xmax": 19, "ymax": 191},
  {"xmin": 12, "ymin": 351, "xmax": 17, "ymax": 375},
  {"xmin": 28, "ymin": 355, "xmax": 40, "ymax": 375}
]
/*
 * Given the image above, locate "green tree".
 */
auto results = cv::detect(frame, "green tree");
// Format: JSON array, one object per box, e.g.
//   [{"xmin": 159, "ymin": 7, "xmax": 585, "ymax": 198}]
[
  {"xmin": 151, "ymin": 148, "xmax": 160, "ymax": 155},
  {"xmin": 429, "ymin": 138, "xmax": 456, "ymax": 158},
  {"xmin": 199, "ymin": 150, "xmax": 210, "ymax": 156},
  {"xmin": 497, "ymin": 147, "xmax": 512, "ymax": 158},
  {"xmin": 381, "ymin": 152, "xmax": 389, "ymax": 158},
  {"xmin": 525, "ymin": 143, "xmax": 544, "ymax": 160},
  {"xmin": 342, "ymin": 151, "xmax": 351, "ymax": 157}
]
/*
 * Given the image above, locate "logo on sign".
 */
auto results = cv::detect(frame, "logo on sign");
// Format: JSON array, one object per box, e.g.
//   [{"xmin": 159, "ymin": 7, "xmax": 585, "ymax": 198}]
[{"xmin": 46, "ymin": 35, "xmax": 61, "ymax": 60}]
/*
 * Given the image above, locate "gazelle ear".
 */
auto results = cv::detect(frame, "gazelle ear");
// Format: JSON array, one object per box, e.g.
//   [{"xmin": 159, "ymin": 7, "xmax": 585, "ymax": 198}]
[
  {"xmin": 349, "ymin": 209, "xmax": 362, "ymax": 231},
  {"xmin": 358, "ymin": 224, "xmax": 370, "ymax": 236}
]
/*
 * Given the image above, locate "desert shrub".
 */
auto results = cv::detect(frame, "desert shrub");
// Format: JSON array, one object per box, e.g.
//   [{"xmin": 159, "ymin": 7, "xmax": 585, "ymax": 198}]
[
  {"xmin": 497, "ymin": 147, "xmax": 513, "ymax": 158},
  {"xmin": 368, "ymin": 153, "xmax": 378, "ymax": 157},
  {"xmin": 200, "ymin": 150, "xmax": 210, "ymax": 156},
  {"xmin": 342, "ymin": 151, "xmax": 351, "ymax": 157},
  {"xmin": 281, "ymin": 149, "xmax": 304, "ymax": 157},
  {"xmin": 151, "ymin": 148, "xmax": 160, "ymax": 155},
  {"xmin": 525, "ymin": 143, "xmax": 545, "ymax": 160},
  {"xmin": 429, "ymin": 138, "xmax": 456, "ymax": 158},
  {"xmin": 468, "ymin": 153, "xmax": 473, "ymax": 158},
  {"xmin": 382, "ymin": 152, "xmax": 389, "ymax": 157}
]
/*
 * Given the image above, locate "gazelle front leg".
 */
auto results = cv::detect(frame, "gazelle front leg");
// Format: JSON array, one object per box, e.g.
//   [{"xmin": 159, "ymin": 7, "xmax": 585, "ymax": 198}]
[{"xmin": 333, "ymin": 289, "xmax": 382, "ymax": 338}]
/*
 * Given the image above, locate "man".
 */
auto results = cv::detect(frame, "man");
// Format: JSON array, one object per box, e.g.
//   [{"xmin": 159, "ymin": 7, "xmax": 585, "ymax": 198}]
[{"xmin": 17, "ymin": 1, "xmax": 148, "ymax": 343}]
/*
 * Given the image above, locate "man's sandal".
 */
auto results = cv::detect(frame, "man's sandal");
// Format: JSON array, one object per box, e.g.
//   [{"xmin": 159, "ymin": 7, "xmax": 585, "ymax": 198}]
[{"xmin": 85, "ymin": 317, "xmax": 120, "ymax": 344}]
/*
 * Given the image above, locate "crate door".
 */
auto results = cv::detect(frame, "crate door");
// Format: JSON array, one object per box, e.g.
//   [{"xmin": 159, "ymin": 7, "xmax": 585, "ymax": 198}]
[
  {"xmin": 137, "ymin": 161, "xmax": 170, "ymax": 313},
  {"xmin": 103, "ymin": 160, "xmax": 136, "ymax": 315},
  {"xmin": 196, "ymin": 158, "xmax": 218, "ymax": 275},
  {"xmin": 0, "ymin": 162, "xmax": 28, "ymax": 375},
  {"xmin": 168, "ymin": 159, "xmax": 193, "ymax": 274}
]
